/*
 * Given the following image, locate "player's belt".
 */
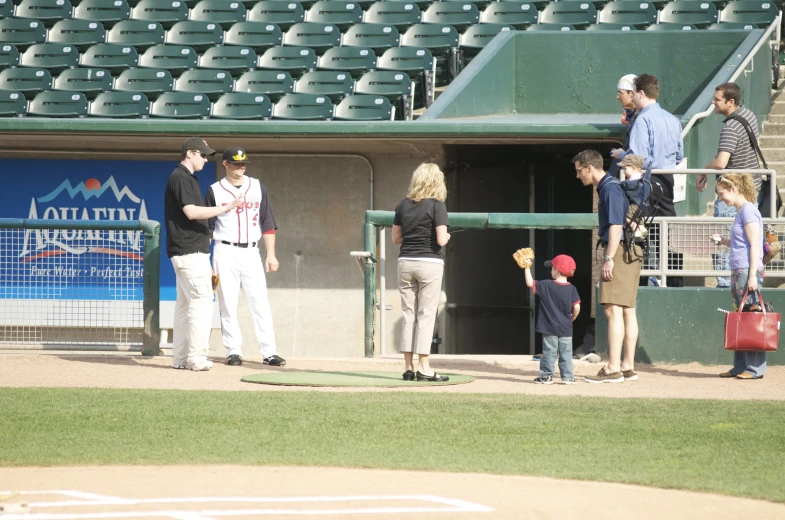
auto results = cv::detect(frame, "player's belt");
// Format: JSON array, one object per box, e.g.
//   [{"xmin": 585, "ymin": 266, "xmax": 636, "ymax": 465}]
[{"xmin": 221, "ymin": 240, "xmax": 258, "ymax": 248}]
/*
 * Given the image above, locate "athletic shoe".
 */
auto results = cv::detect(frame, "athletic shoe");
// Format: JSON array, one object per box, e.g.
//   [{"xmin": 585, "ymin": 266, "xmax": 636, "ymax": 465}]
[
  {"xmin": 585, "ymin": 367, "xmax": 624, "ymax": 384},
  {"xmin": 622, "ymin": 369, "xmax": 638, "ymax": 381},
  {"xmin": 227, "ymin": 354, "xmax": 243, "ymax": 366},
  {"xmin": 173, "ymin": 364, "xmax": 186, "ymax": 370},
  {"xmin": 562, "ymin": 379, "xmax": 577, "ymax": 385},
  {"xmin": 533, "ymin": 376, "xmax": 553, "ymax": 385},
  {"xmin": 186, "ymin": 358, "xmax": 212, "ymax": 371},
  {"xmin": 263, "ymin": 355, "xmax": 286, "ymax": 367}
]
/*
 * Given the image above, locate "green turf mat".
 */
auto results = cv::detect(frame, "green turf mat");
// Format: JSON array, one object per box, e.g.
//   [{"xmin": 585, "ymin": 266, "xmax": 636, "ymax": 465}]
[{"xmin": 241, "ymin": 371, "xmax": 474, "ymax": 387}]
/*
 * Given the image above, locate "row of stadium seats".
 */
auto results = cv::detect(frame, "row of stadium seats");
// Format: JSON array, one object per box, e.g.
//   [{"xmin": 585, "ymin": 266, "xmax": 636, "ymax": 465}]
[
  {"xmin": 0, "ymin": 89, "xmax": 398, "ymax": 119},
  {"xmin": 0, "ymin": 67, "xmax": 418, "ymax": 116},
  {"xmin": 0, "ymin": 1, "xmax": 778, "ymax": 35}
]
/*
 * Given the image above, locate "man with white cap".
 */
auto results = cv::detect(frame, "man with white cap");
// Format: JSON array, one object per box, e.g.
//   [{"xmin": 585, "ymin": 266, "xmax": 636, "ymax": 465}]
[{"xmin": 609, "ymin": 74, "xmax": 637, "ymax": 177}]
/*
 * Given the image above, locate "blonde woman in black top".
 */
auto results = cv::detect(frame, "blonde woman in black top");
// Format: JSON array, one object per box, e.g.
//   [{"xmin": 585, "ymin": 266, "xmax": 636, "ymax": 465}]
[{"xmin": 392, "ymin": 163, "xmax": 450, "ymax": 382}]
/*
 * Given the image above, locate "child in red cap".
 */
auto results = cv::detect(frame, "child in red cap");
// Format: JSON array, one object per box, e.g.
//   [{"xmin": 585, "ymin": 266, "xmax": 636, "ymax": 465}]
[{"xmin": 524, "ymin": 255, "xmax": 581, "ymax": 384}]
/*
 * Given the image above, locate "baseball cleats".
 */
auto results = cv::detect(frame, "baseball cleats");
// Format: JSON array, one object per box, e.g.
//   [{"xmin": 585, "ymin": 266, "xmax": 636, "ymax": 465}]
[
  {"xmin": 227, "ymin": 354, "xmax": 243, "ymax": 366},
  {"xmin": 186, "ymin": 358, "xmax": 212, "ymax": 371},
  {"xmin": 263, "ymin": 355, "xmax": 286, "ymax": 367},
  {"xmin": 533, "ymin": 376, "xmax": 553, "ymax": 385}
]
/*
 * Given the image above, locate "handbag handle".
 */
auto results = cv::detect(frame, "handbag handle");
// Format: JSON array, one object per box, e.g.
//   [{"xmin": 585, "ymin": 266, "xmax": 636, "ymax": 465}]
[{"xmin": 738, "ymin": 288, "xmax": 767, "ymax": 316}]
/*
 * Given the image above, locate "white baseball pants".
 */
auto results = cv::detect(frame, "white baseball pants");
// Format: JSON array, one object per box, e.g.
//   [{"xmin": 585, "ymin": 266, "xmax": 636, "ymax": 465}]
[
  {"xmin": 212, "ymin": 242, "xmax": 278, "ymax": 359},
  {"xmin": 171, "ymin": 252, "xmax": 214, "ymax": 367}
]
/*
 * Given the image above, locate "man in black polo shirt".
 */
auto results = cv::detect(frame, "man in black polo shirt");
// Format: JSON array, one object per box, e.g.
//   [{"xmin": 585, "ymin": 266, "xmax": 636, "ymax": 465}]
[
  {"xmin": 574, "ymin": 149, "xmax": 641, "ymax": 384},
  {"xmin": 165, "ymin": 137, "xmax": 244, "ymax": 371}
]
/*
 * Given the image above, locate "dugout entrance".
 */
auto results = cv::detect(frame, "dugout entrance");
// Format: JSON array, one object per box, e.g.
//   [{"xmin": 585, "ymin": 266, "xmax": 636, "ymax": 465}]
[{"xmin": 440, "ymin": 144, "xmax": 601, "ymax": 355}]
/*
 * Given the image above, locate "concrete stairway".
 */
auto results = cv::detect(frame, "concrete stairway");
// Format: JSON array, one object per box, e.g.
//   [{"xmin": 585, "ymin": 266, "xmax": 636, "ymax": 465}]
[{"xmin": 760, "ymin": 81, "xmax": 785, "ymax": 209}]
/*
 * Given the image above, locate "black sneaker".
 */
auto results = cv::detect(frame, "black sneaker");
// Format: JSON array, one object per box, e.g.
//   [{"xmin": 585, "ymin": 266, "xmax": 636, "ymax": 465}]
[
  {"xmin": 263, "ymin": 355, "xmax": 286, "ymax": 367},
  {"xmin": 533, "ymin": 375, "xmax": 553, "ymax": 384},
  {"xmin": 227, "ymin": 354, "xmax": 243, "ymax": 366}
]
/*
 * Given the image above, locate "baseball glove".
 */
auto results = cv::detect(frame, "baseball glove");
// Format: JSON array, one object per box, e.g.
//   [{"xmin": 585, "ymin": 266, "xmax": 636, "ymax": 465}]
[
  {"xmin": 513, "ymin": 247, "xmax": 534, "ymax": 269},
  {"xmin": 211, "ymin": 273, "xmax": 220, "ymax": 293}
]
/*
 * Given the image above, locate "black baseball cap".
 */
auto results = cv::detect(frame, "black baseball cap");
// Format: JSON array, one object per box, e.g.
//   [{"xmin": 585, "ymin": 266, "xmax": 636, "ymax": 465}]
[
  {"xmin": 181, "ymin": 137, "xmax": 215, "ymax": 156},
  {"xmin": 222, "ymin": 147, "xmax": 251, "ymax": 163}
]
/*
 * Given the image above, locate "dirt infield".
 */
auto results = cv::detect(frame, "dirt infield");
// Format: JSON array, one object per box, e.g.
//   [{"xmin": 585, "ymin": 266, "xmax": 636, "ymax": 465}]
[
  {"xmin": 1, "ymin": 353, "xmax": 783, "ymax": 400},
  {"xmin": 2, "ymin": 466, "xmax": 784, "ymax": 520},
  {"xmin": 2, "ymin": 353, "xmax": 784, "ymax": 519}
]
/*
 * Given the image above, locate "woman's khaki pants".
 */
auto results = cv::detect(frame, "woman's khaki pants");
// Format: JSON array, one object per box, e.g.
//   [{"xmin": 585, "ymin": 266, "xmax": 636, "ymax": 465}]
[{"xmin": 398, "ymin": 260, "xmax": 444, "ymax": 355}]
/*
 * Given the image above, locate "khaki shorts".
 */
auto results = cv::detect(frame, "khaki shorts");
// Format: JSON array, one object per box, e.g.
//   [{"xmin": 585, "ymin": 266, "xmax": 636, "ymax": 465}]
[{"xmin": 599, "ymin": 243, "xmax": 642, "ymax": 308}]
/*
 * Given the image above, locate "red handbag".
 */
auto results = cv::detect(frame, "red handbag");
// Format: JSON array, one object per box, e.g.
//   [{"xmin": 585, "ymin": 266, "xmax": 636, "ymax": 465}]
[{"xmin": 724, "ymin": 290, "xmax": 780, "ymax": 352}]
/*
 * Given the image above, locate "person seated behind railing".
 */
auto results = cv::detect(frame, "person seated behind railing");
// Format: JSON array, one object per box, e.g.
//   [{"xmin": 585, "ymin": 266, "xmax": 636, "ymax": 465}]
[{"xmin": 618, "ymin": 154, "xmax": 649, "ymax": 241}]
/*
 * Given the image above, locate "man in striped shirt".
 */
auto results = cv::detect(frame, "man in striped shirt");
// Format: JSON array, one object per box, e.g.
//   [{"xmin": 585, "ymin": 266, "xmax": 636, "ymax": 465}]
[{"xmin": 696, "ymin": 83, "xmax": 761, "ymax": 287}]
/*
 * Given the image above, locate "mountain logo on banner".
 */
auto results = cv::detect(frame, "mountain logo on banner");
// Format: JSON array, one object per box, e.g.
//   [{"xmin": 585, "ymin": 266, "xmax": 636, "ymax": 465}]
[{"xmin": 20, "ymin": 176, "xmax": 149, "ymax": 262}]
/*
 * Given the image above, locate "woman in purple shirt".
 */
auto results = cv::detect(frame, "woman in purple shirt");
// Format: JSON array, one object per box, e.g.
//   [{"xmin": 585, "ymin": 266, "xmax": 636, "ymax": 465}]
[{"xmin": 711, "ymin": 173, "xmax": 766, "ymax": 379}]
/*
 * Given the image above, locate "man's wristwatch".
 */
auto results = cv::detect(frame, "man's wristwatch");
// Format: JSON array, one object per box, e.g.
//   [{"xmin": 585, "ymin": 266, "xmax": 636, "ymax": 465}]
[{"xmin": 604, "ymin": 255, "xmax": 614, "ymax": 263}]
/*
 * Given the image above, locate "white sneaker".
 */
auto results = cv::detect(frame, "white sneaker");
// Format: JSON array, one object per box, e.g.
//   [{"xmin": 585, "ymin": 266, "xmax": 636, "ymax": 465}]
[{"xmin": 187, "ymin": 358, "xmax": 212, "ymax": 371}]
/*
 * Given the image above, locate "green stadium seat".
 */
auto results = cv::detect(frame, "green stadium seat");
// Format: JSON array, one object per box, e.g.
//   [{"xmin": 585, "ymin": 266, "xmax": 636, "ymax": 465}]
[
  {"xmin": 479, "ymin": 2, "xmax": 537, "ymax": 29},
  {"xmin": 272, "ymin": 92, "xmax": 332, "ymax": 119},
  {"xmin": 646, "ymin": 22, "xmax": 696, "ymax": 30},
  {"xmin": 377, "ymin": 45, "xmax": 434, "ymax": 106},
  {"xmin": 585, "ymin": 22, "xmax": 637, "ymax": 30},
  {"xmin": 719, "ymin": 1, "xmax": 778, "ymax": 27},
  {"xmin": 131, "ymin": 0, "xmax": 189, "ymax": 28},
  {"xmin": 539, "ymin": 2, "xmax": 598, "ymax": 28},
  {"xmin": 0, "ymin": 18, "xmax": 47, "ymax": 48},
  {"xmin": 401, "ymin": 23, "xmax": 458, "ymax": 56},
  {"xmin": 47, "ymin": 20, "xmax": 107, "ymax": 51},
  {"xmin": 14, "ymin": 0, "xmax": 73, "ymax": 28},
  {"xmin": 383, "ymin": 0, "xmax": 436, "ymax": 10},
  {"xmin": 293, "ymin": 69, "xmax": 353, "ymax": 102},
  {"xmin": 257, "ymin": 45, "xmax": 316, "ymax": 76},
  {"xmin": 150, "ymin": 91, "xmax": 211, "ymax": 118},
  {"xmin": 0, "ymin": 0, "xmax": 13, "ymax": 18},
  {"xmin": 0, "ymin": 43, "xmax": 20, "ymax": 68},
  {"xmin": 318, "ymin": 46, "xmax": 376, "ymax": 78},
  {"xmin": 598, "ymin": 1, "xmax": 656, "ymax": 27},
  {"xmin": 107, "ymin": 20, "xmax": 166, "ymax": 48},
  {"xmin": 138, "ymin": 44, "xmax": 198, "ymax": 75},
  {"xmin": 211, "ymin": 92, "xmax": 273, "ymax": 119},
  {"xmin": 459, "ymin": 23, "xmax": 511, "ymax": 52},
  {"xmin": 333, "ymin": 94, "xmax": 392, "ymax": 120},
  {"xmin": 53, "ymin": 67, "xmax": 112, "ymax": 98},
  {"xmin": 73, "ymin": 0, "xmax": 131, "ymax": 28},
  {"xmin": 88, "ymin": 91, "xmax": 150, "ymax": 118},
  {"xmin": 174, "ymin": 68, "xmax": 233, "ymax": 100},
  {"xmin": 283, "ymin": 22, "xmax": 340, "ymax": 54},
  {"xmin": 234, "ymin": 69, "xmax": 293, "ymax": 101},
  {"xmin": 20, "ymin": 43, "xmax": 80, "ymax": 73},
  {"xmin": 422, "ymin": 2, "xmax": 480, "ymax": 32},
  {"xmin": 199, "ymin": 45, "xmax": 257, "ymax": 75},
  {"xmin": 658, "ymin": 1, "xmax": 718, "ymax": 29},
  {"xmin": 501, "ymin": 0, "xmax": 549, "ymax": 9},
  {"xmin": 342, "ymin": 23, "xmax": 400, "ymax": 54},
  {"xmin": 28, "ymin": 90, "xmax": 88, "ymax": 117},
  {"xmin": 248, "ymin": 1, "xmax": 305, "ymax": 31},
  {"xmin": 114, "ymin": 67, "xmax": 174, "ymax": 98},
  {"xmin": 526, "ymin": 23, "xmax": 577, "ymax": 30},
  {"xmin": 364, "ymin": 2, "xmax": 422, "ymax": 30},
  {"xmin": 0, "ymin": 91, "xmax": 26, "ymax": 117},
  {"xmin": 0, "ymin": 67, "xmax": 52, "ymax": 95},
  {"xmin": 443, "ymin": 0, "xmax": 492, "ymax": 9},
  {"xmin": 80, "ymin": 43, "xmax": 138, "ymax": 73},
  {"xmin": 165, "ymin": 20, "xmax": 223, "ymax": 51},
  {"xmin": 225, "ymin": 21, "xmax": 283, "ymax": 52},
  {"xmin": 190, "ymin": 0, "xmax": 247, "ymax": 29},
  {"xmin": 305, "ymin": 1, "xmax": 363, "ymax": 32},
  {"xmin": 354, "ymin": 69, "xmax": 412, "ymax": 119},
  {"xmin": 706, "ymin": 21, "xmax": 755, "ymax": 29}
]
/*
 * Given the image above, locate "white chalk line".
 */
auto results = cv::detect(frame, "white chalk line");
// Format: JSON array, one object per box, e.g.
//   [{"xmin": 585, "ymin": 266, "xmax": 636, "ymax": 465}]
[{"xmin": 0, "ymin": 491, "xmax": 494, "ymax": 518}]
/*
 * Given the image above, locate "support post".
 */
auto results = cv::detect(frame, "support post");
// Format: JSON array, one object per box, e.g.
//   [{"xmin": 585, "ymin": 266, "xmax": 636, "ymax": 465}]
[
  {"xmin": 141, "ymin": 219, "xmax": 161, "ymax": 356},
  {"xmin": 364, "ymin": 221, "xmax": 377, "ymax": 357}
]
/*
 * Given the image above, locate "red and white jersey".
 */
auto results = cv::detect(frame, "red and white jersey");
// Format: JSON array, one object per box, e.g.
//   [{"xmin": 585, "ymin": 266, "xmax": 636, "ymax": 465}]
[{"xmin": 209, "ymin": 177, "xmax": 265, "ymax": 244}]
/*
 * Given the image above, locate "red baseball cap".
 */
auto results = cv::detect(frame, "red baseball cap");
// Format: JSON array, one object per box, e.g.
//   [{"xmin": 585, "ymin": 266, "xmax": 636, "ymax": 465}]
[{"xmin": 544, "ymin": 254, "xmax": 577, "ymax": 277}]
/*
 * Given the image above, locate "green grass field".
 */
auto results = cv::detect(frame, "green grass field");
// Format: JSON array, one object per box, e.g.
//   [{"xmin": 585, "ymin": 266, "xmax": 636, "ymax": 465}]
[{"xmin": 2, "ymin": 388, "xmax": 784, "ymax": 502}]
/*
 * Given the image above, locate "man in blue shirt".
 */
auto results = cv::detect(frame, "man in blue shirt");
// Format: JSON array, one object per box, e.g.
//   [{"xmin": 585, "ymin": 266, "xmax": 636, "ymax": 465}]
[
  {"xmin": 575, "ymin": 149, "xmax": 642, "ymax": 384},
  {"xmin": 611, "ymin": 74, "xmax": 684, "ymax": 287}
]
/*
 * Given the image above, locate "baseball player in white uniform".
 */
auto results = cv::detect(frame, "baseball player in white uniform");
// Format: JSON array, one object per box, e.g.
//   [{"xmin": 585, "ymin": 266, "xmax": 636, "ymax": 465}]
[{"xmin": 205, "ymin": 147, "xmax": 285, "ymax": 367}]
